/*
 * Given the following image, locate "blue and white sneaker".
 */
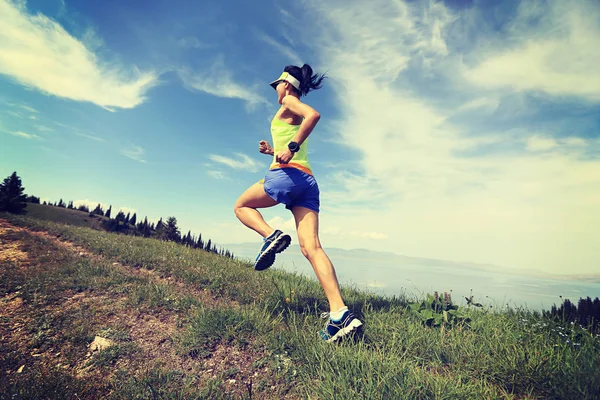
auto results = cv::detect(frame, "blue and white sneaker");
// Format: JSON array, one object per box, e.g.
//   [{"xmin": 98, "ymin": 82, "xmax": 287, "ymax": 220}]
[
  {"xmin": 318, "ymin": 310, "xmax": 363, "ymax": 342},
  {"xmin": 254, "ymin": 230, "xmax": 291, "ymax": 271}
]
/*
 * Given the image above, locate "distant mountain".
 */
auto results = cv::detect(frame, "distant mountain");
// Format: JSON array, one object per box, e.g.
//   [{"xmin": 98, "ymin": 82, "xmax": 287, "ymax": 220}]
[{"xmin": 222, "ymin": 242, "xmax": 600, "ymax": 282}]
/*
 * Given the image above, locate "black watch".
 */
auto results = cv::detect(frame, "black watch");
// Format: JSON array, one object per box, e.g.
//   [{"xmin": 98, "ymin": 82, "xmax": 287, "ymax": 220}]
[{"xmin": 288, "ymin": 141, "xmax": 300, "ymax": 153}]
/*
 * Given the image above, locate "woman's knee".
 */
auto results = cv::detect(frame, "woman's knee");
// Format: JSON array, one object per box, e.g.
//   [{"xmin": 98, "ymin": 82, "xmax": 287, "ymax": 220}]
[
  {"xmin": 233, "ymin": 201, "xmax": 248, "ymax": 217},
  {"xmin": 299, "ymin": 241, "xmax": 322, "ymax": 259}
]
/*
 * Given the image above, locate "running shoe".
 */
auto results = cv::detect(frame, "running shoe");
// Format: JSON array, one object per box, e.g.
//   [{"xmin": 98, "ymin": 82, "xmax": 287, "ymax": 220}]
[
  {"xmin": 254, "ymin": 230, "xmax": 291, "ymax": 271},
  {"xmin": 318, "ymin": 310, "xmax": 363, "ymax": 342}
]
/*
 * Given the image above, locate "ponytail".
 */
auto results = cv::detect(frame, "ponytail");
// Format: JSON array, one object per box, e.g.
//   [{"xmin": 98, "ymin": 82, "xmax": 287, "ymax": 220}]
[{"xmin": 284, "ymin": 64, "xmax": 326, "ymax": 97}]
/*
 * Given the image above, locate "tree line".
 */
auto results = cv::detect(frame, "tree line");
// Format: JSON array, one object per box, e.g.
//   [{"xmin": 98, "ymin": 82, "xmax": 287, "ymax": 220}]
[
  {"xmin": 544, "ymin": 296, "xmax": 600, "ymax": 335},
  {"xmin": 0, "ymin": 171, "xmax": 234, "ymax": 259}
]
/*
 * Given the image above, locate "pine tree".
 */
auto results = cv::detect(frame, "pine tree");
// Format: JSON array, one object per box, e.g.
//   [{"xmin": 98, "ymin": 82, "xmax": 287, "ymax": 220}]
[
  {"xmin": 130, "ymin": 213, "xmax": 137, "ymax": 226},
  {"xmin": 115, "ymin": 211, "xmax": 125, "ymax": 223},
  {"xmin": 67, "ymin": 200, "xmax": 74, "ymax": 209},
  {"xmin": 92, "ymin": 203, "xmax": 104, "ymax": 216},
  {"xmin": 165, "ymin": 216, "xmax": 181, "ymax": 242},
  {"xmin": 57, "ymin": 198, "xmax": 66, "ymax": 208},
  {"xmin": 124, "ymin": 212, "xmax": 130, "ymax": 225},
  {"xmin": 184, "ymin": 231, "xmax": 192, "ymax": 247},
  {"xmin": 196, "ymin": 234, "xmax": 203, "ymax": 250},
  {"xmin": 105, "ymin": 206, "xmax": 112, "ymax": 219},
  {"xmin": 25, "ymin": 195, "xmax": 40, "ymax": 203},
  {"xmin": 0, "ymin": 172, "xmax": 27, "ymax": 213},
  {"xmin": 205, "ymin": 239, "xmax": 211, "ymax": 252}
]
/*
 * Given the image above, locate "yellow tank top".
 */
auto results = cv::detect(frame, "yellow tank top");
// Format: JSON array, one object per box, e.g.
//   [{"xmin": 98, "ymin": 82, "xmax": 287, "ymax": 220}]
[{"xmin": 269, "ymin": 117, "xmax": 313, "ymax": 175}]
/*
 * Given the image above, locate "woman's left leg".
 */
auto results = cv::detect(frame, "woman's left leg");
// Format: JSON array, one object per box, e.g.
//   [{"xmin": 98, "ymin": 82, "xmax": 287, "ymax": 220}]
[{"xmin": 234, "ymin": 182, "xmax": 279, "ymax": 238}]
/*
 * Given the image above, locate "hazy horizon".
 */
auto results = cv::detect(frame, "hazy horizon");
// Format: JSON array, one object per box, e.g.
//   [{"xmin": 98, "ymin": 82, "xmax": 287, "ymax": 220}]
[{"xmin": 224, "ymin": 242, "xmax": 600, "ymax": 311}]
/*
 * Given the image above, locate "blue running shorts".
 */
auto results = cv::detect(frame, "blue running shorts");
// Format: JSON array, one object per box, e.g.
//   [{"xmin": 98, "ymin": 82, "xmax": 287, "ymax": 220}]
[{"xmin": 262, "ymin": 168, "xmax": 320, "ymax": 213}]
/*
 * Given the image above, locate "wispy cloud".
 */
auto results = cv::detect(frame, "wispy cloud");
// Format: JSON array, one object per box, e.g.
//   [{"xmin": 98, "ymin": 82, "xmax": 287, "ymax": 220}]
[
  {"xmin": 206, "ymin": 170, "xmax": 227, "ymax": 180},
  {"xmin": 291, "ymin": 0, "xmax": 600, "ymax": 274},
  {"xmin": 0, "ymin": 0, "xmax": 160, "ymax": 109},
  {"xmin": 208, "ymin": 153, "xmax": 260, "ymax": 173},
  {"xmin": 121, "ymin": 145, "xmax": 146, "ymax": 163},
  {"xmin": 20, "ymin": 104, "xmax": 38, "ymax": 113},
  {"xmin": 75, "ymin": 131, "xmax": 105, "ymax": 142},
  {"xmin": 6, "ymin": 130, "xmax": 40, "ymax": 139},
  {"xmin": 178, "ymin": 57, "xmax": 268, "ymax": 110},
  {"xmin": 176, "ymin": 36, "xmax": 210, "ymax": 49},
  {"xmin": 257, "ymin": 32, "xmax": 303, "ymax": 65}
]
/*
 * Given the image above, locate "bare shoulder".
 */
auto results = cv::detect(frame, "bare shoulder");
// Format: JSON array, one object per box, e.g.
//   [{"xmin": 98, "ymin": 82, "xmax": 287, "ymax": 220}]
[{"xmin": 282, "ymin": 96, "xmax": 320, "ymax": 119}]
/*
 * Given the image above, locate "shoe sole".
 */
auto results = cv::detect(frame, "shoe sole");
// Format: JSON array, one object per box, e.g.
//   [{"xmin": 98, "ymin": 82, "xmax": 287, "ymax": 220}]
[
  {"xmin": 254, "ymin": 234, "xmax": 291, "ymax": 271},
  {"xmin": 326, "ymin": 319, "xmax": 363, "ymax": 343}
]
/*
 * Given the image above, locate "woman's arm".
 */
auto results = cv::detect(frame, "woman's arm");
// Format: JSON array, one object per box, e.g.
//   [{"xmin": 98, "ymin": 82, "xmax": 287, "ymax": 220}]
[{"xmin": 259, "ymin": 140, "xmax": 274, "ymax": 155}]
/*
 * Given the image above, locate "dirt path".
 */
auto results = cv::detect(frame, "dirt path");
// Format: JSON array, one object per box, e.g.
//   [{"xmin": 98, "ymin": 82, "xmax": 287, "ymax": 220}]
[{"xmin": 0, "ymin": 218, "xmax": 291, "ymax": 399}]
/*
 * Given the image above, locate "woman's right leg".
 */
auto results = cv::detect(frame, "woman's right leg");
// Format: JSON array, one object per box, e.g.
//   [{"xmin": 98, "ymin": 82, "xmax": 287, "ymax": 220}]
[
  {"xmin": 292, "ymin": 206, "xmax": 345, "ymax": 311},
  {"xmin": 234, "ymin": 182, "xmax": 279, "ymax": 238}
]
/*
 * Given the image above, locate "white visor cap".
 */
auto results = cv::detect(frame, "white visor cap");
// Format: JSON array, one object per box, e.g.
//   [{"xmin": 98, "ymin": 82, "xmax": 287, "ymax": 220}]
[{"xmin": 269, "ymin": 72, "xmax": 301, "ymax": 91}]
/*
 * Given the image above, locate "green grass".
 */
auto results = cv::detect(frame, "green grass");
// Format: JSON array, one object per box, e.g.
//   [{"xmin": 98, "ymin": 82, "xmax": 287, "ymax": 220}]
[
  {"xmin": 22, "ymin": 202, "xmax": 109, "ymax": 230},
  {"xmin": 1, "ymin": 212, "xmax": 599, "ymax": 399}
]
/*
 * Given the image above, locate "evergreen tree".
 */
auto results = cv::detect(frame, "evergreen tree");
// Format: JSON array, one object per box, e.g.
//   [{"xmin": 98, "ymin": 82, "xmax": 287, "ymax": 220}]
[
  {"xmin": 115, "ymin": 211, "xmax": 125, "ymax": 223},
  {"xmin": 105, "ymin": 206, "xmax": 112, "ymax": 219},
  {"xmin": 78, "ymin": 204, "xmax": 90, "ymax": 212},
  {"xmin": 196, "ymin": 234, "xmax": 203, "ymax": 250},
  {"xmin": 92, "ymin": 203, "xmax": 104, "ymax": 216},
  {"xmin": 205, "ymin": 239, "xmax": 211, "ymax": 252},
  {"xmin": 43, "ymin": 201, "xmax": 47, "ymax": 205},
  {"xmin": 67, "ymin": 200, "xmax": 74, "ymax": 209},
  {"xmin": 183, "ymin": 231, "xmax": 192, "ymax": 247},
  {"xmin": 165, "ymin": 216, "xmax": 181, "ymax": 242},
  {"xmin": 130, "ymin": 213, "xmax": 137, "ymax": 226},
  {"xmin": 124, "ymin": 212, "xmax": 131, "ymax": 225},
  {"xmin": 57, "ymin": 198, "xmax": 66, "ymax": 208},
  {"xmin": 25, "ymin": 195, "xmax": 40, "ymax": 204},
  {"xmin": 142, "ymin": 217, "xmax": 151, "ymax": 237},
  {"xmin": 0, "ymin": 172, "xmax": 27, "ymax": 213}
]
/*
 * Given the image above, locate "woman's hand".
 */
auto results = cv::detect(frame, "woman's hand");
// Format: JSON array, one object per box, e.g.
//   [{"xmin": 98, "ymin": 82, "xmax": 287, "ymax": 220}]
[
  {"xmin": 258, "ymin": 140, "xmax": 273, "ymax": 155},
  {"xmin": 275, "ymin": 149, "xmax": 294, "ymax": 164}
]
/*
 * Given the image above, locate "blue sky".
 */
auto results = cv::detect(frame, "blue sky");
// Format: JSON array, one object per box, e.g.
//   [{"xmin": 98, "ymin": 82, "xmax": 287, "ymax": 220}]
[{"xmin": 1, "ymin": 0, "xmax": 599, "ymax": 275}]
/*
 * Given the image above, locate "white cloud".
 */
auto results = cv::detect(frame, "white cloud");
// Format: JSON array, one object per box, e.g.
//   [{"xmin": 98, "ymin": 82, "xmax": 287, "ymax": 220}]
[
  {"xmin": 464, "ymin": 0, "xmax": 600, "ymax": 101},
  {"xmin": 76, "ymin": 131, "xmax": 104, "ymax": 142},
  {"xmin": 208, "ymin": 153, "xmax": 260, "ymax": 173},
  {"xmin": 267, "ymin": 216, "xmax": 296, "ymax": 232},
  {"xmin": 6, "ymin": 130, "xmax": 39, "ymax": 139},
  {"xmin": 121, "ymin": 145, "xmax": 146, "ymax": 163},
  {"xmin": 457, "ymin": 97, "xmax": 500, "ymax": 113},
  {"xmin": 206, "ymin": 170, "xmax": 227, "ymax": 180},
  {"xmin": 0, "ymin": 0, "xmax": 159, "ymax": 109},
  {"xmin": 288, "ymin": 0, "xmax": 600, "ymax": 274},
  {"xmin": 178, "ymin": 57, "xmax": 268, "ymax": 110},
  {"xmin": 526, "ymin": 135, "xmax": 558, "ymax": 152},
  {"xmin": 20, "ymin": 104, "xmax": 38, "ymax": 113}
]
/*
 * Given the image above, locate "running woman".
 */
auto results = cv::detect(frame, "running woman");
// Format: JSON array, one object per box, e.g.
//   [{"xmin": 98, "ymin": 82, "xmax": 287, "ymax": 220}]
[{"xmin": 234, "ymin": 64, "xmax": 363, "ymax": 342}]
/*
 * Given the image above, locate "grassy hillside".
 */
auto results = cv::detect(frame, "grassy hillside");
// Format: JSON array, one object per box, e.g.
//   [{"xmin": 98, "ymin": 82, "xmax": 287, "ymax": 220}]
[
  {"xmin": 1, "ymin": 212, "xmax": 599, "ymax": 399},
  {"xmin": 23, "ymin": 203, "xmax": 109, "ymax": 230}
]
